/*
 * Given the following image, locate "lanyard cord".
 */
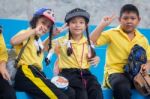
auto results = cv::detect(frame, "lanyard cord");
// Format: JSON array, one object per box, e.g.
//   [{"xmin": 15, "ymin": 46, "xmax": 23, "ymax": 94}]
[
  {"xmin": 71, "ymin": 43, "xmax": 84, "ymax": 68},
  {"xmin": 71, "ymin": 43, "xmax": 87, "ymax": 88}
]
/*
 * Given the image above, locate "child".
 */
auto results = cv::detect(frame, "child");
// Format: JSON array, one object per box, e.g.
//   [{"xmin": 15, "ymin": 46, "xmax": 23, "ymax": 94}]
[
  {"xmin": 0, "ymin": 26, "xmax": 16, "ymax": 99},
  {"xmin": 90, "ymin": 4, "xmax": 150, "ymax": 99},
  {"xmin": 44, "ymin": 8, "xmax": 103, "ymax": 99},
  {"xmin": 11, "ymin": 8, "xmax": 75, "ymax": 99}
]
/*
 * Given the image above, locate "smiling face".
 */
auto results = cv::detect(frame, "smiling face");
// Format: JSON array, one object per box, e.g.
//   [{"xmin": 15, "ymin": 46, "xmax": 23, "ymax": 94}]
[
  {"xmin": 119, "ymin": 11, "xmax": 140, "ymax": 34},
  {"xmin": 68, "ymin": 16, "xmax": 87, "ymax": 37},
  {"xmin": 36, "ymin": 16, "xmax": 53, "ymax": 35}
]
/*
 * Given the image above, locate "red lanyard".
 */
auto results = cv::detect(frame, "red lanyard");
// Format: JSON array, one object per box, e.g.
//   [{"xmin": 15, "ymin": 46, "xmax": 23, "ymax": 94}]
[
  {"xmin": 71, "ymin": 43, "xmax": 85, "ymax": 68},
  {"xmin": 71, "ymin": 43, "xmax": 87, "ymax": 88}
]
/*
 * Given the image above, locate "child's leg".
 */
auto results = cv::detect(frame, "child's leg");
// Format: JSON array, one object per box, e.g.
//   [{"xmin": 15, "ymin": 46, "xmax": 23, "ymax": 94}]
[
  {"xmin": 108, "ymin": 73, "xmax": 131, "ymax": 99},
  {"xmin": 14, "ymin": 65, "xmax": 68, "ymax": 99},
  {"xmin": 85, "ymin": 71, "xmax": 103, "ymax": 99},
  {"xmin": 0, "ymin": 75, "xmax": 16, "ymax": 99},
  {"xmin": 63, "ymin": 86, "xmax": 75, "ymax": 99},
  {"xmin": 60, "ymin": 69, "xmax": 88, "ymax": 99}
]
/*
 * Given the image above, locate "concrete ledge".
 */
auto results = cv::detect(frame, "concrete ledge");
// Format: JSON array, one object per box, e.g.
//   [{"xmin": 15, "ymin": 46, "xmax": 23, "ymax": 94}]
[
  {"xmin": 16, "ymin": 89, "xmax": 150, "ymax": 99},
  {"xmin": 16, "ymin": 92, "xmax": 31, "ymax": 99}
]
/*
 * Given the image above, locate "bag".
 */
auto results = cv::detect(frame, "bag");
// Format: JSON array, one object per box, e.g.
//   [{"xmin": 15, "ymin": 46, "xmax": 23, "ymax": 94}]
[
  {"xmin": 124, "ymin": 44, "xmax": 147, "ymax": 80},
  {"xmin": 134, "ymin": 64, "xmax": 150, "ymax": 96},
  {"xmin": 6, "ymin": 49, "xmax": 17, "ymax": 85},
  {"xmin": 6, "ymin": 38, "xmax": 30, "ymax": 85}
]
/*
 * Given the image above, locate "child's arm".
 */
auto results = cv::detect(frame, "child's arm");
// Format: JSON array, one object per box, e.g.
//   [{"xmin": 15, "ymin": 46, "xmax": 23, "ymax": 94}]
[
  {"xmin": 90, "ymin": 15, "xmax": 115, "ymax": 44},
  {"xmin": 11, "ymin": 25, "xmax": 45, "ymax": 46},
  {"xmin": 0, "ymin": 34, "xmax": 10, "ymax": 80},
  {"xmin": 10, "ymin": 29, "xmax": 35, "ymax": 45},
  {"xmin": 53, "ymin": 58, "xmax": 60, "ymax": 75}
]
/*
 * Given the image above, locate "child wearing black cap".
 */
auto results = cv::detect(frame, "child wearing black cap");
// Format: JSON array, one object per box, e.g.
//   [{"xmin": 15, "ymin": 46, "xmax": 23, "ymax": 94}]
[
  {"xmin": 44, "ymin": 8, "xmax": 103, "ymax": 99},
  {"xmin": 11, "ymin": 8, "xmax": 75, "ymax": 99}
]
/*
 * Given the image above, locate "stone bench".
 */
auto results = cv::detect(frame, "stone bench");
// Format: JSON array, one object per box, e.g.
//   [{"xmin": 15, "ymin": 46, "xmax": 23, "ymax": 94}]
[{"xmin": 16, "ymin": 89, "xmax": 150, "ymax": 99}]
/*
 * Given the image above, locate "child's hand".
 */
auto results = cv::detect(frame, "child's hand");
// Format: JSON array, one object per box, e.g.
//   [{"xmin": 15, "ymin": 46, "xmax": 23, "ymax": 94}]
[
  {"xmin": 53, "ymin": 23, "xmax": 68, "ymax": 36},
  {"xmin": 0, "ymin": 63, "xmax": 10, "ymax": 81},
  {"xmin": 100, "ymin": 14, "xmax": 116, "ymax": 27},
  {"xmin": 88, "ymin": 56, "xmax": 100, "ymax": 67},
  {"xmin": 35, "ymin": 25, "xmax": 47, "ymax": 36}
]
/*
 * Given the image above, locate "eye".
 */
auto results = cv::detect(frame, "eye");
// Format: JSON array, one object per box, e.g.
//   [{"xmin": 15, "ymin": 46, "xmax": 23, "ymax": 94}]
[
  {"xmin": 42, "ymin": 21, "xmax": 47, "ymax": 25},
  {"xmin": 52, "ymin": 14, "xmax": 54, "ymax": 17},
  {"xmin": 80, "ymin": 21, "xmax": 85, "ymax": 24},
  {"xmin": 130, "ymin": 17, "xmax": 136, "ymax": 20},
  {"xmin": 123, "ymin": 16, "xmax": 128, "ymax": 20}
]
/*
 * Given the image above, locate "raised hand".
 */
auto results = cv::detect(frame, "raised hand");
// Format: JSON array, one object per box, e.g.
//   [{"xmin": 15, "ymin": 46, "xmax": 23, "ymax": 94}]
[
  {"xmin": 100, "ymin": 14, "xmax": 116, "ymax": 27},
  {"xmin": 53, "ymin": 23, "xmax": 68, "ymax": 36},
  {"xmin": 35, "ymin": 25, "xmax": 47, "ymax": 36}
]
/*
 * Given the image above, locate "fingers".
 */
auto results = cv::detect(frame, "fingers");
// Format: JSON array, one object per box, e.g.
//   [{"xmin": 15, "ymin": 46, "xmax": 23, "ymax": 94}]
[
  {"xmin": 2, "ymin": 71, "xmax": 10, "ymax": 81},
  {"xmin": 61, "ymin": 23, "xmax": 68, "ymax": 30},
  {"xmin": 88, "ymin": 56, "xmax": 100, "ymax": 66},
  {"xmin": 35, "ymin": 25, "xmax": 44, "ymax": 35},
  {"xmin": 57, "ymin": 23, "xmax": 68, "ymax": 32},
  {"xmin": 110, "ymin": 14, "xmax": 116, "ymax": 20},
  {"xmin": 103, "ymin": 14, "xmax": 116, "ymax": 23},
  {"xmin": 53, "ymin": 23, "xmax": 68, "ymax": 36}
]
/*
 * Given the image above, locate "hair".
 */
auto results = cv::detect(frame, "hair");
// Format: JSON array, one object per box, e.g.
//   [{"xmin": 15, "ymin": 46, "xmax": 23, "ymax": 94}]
[
  {"xmin": 85, "ymin": 27, "xmax": 96, "ymax": 58},
  {"xmin": 66, "ymin": 18, "xmax": 96, "ymax": 58},
  {"xmin": 47, "ymin": 25, "xmax": 53, "ymax": 52},
  {"xmin": 0, "ymin": 25, "xmax": 2, "ymax": 34},
  {"xmin": 67, "ymin": 30, "xmax": 73, "ymax": 56},
  {"xmin": 120, "ymin": 4, "xmax": 139, "ymax": 17},
  {"xmin": 29, "ymin": 15, "xmax": 43, "ymax": 29}
]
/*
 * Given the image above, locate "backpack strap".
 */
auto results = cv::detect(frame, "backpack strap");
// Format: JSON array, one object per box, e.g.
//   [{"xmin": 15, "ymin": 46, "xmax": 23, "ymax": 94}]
[{"xmin": 14, "ymin": 38, "xmax": 30, "ymax": 67}]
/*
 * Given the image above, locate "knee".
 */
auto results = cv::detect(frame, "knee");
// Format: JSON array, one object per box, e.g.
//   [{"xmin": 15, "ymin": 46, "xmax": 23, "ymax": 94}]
[
  {"xmin": 59, "ymin": 95, "xmax": 68, "ymax": 99},
  {"xmin": 64, "ymin": 87, "xmax": 76, "ymax": 99},
  {"xmin": 3, "ymin": 89, "xmax": 16, "ymax": 99},
  {"xmin": 113, "ymin": 83, "xmax": 131, "ymax": 93}
]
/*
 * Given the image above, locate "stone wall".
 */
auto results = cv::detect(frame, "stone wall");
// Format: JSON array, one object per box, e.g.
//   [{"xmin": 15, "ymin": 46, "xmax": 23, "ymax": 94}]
[{"xmin": 0, "ymin": 0, "xmax": 149, "ymax": 28}]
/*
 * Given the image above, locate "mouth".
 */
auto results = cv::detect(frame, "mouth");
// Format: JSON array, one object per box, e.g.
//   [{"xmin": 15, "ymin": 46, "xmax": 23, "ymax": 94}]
[
  {"xmin": 74, "ymin": 29, "xmax": 82, "ymax": 31},
  {"xmin": 125, "ymin": 23, "xmax": 133, "ymax": 27}
]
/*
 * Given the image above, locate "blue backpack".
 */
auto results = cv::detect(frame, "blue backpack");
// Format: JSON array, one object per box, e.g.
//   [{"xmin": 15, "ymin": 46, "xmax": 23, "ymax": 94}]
[{"xmin": 124, "ymin": 44, "xmax": 147, "ymax": 80}]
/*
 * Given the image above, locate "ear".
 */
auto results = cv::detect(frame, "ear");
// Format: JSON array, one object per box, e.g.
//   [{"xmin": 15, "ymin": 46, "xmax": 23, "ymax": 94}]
[
  {"xmin": 138, "ymin": 17, "xmax": 141, "ymax": 22},
  {"xmin": 118, "ymin": 16, "xmax": 121, "ymax": 22},
  {"xmin": 86, "ymin": 23, "xmax": 89, "ymax": 27}
]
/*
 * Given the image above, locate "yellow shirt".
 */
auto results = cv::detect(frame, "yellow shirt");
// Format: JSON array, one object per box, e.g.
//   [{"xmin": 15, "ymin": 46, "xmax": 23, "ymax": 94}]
[
  {"xmin": 53, "ymin": 34, "xmax": 90, "ymax": 69},
  {"xmin": 0, "ymin": 33, "xmax": 8, "ymax": 62},
  {"xmin": 96, "ymin": 26, "xmax": 150, "ymax": 87},
  {"xmin": 14, "ymin": 30, "xmax": 44, "ymax": 70}
]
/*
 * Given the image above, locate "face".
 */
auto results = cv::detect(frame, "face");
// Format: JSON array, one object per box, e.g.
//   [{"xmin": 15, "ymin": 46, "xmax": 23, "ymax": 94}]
[
  {"xmin": 36, "ymin": 16, "xmax": 53, "ymax": 35},
  {"xmin": 119, "ymin": 11, "xmax": 140, "ymax": 33},
  {"xmin": 68, "ymin": 16, "xmax": 87, "ymax": 36}
]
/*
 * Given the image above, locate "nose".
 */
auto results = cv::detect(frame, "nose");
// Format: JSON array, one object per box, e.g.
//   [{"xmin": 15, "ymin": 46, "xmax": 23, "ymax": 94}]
[
  {"xmin": 75, "ymin": 22, "xmax": 81, "ymax": 27},
  {"xmin": 126, "ymin": 18, "xmax": 133, "ymax": 23}
]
